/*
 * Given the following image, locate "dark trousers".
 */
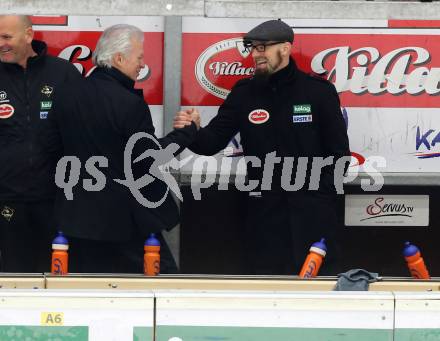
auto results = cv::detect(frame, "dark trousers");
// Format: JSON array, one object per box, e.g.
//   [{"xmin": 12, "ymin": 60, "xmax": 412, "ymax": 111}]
[
  {"xmin": 67, "ymin": 232, "xmax": 178, "ymax": 274},
  {"xmin": 245, "ymin": 191, "xmax": 342, "ymax": 276},
  {"xmin": 0, "ymin": 200, "xmax": 56, "ymax": 273}
]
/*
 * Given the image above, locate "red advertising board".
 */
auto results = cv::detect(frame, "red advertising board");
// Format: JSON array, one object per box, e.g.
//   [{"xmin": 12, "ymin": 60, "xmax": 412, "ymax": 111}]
[
  {"xmin": 181, "ymin": 18, "xmax": 440, "ymax": 172},
  {"xmin": 182, "ymin": 32, "xmax": 440, "ymax": 108},
  {"xmin": 33, "ymin": 17, "xmax": 164, "ymax": 105}
]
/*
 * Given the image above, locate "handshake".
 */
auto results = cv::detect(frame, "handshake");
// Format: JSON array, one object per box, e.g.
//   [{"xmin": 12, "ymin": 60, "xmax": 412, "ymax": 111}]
[{"xmin": 173, "ymin": 108, "xmax": 201, "ymax": 130}]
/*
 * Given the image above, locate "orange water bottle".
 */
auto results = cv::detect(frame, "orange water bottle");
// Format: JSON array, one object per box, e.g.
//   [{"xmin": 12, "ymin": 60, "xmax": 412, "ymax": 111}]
[
  {"xmin": 403, "ymin": 241, "xmax": 430, "ymax": 279},
  {"xmin": 51, "ymin": 231, "xmax": 69, "ymax": 275},
  {"xmin": 299, "ymin": 238, "xmax": 327, "ymax": 278},
  {"xmin": 144, "ymin": 233, "xmax": 160, "ymax": 276}
]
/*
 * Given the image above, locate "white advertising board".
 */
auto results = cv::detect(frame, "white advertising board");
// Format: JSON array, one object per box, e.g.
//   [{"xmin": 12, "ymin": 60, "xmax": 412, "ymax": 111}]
[{"xmin": 345, "ymin": 194, "xmax": 429, "ymax": 226}]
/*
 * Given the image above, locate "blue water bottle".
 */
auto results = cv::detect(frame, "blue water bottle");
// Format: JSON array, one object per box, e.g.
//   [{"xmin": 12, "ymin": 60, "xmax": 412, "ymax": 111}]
[{"xmin": 51, "ymin": 231, "xmax": 69, "ymax": 275}]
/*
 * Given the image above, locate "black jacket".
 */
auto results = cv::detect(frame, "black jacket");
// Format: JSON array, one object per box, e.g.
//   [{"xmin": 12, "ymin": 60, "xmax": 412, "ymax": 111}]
[
  {"xmin": 0, "ymin": 40, "xmax": 81, "ymax": 201},
  {"xmin": 50, "ymin": 67, "xmax": 197, "ymax": 241},
  {"xmin": 189, "ymin": 58, "xmax": 350, "ymax": 193}
]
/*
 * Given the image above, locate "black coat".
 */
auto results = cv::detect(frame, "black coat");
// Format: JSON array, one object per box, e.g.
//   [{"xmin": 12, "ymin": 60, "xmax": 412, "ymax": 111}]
[
  {"xmin": 189, "ymin": 58, "xmax": 350, "ymax": 193},
  {"xmin": 0, "ymin": 40, "xmax": 81, "ymax": 201},
  {"xmin": 49, "ymin": 67, "xmax": 197, "ymax": 241}
]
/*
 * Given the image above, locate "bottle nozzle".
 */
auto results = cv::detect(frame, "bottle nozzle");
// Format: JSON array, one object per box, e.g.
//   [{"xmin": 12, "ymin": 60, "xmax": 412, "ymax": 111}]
[
  {"xmin": 52, "ymin": 231, "xmax": 69, "ymax": 249},
  {"xmin": 310, "ymin": 238, "xmax": 327, "ymax": 256},
  {"xmin": 403, "ymin": 241, "xmax": 420, "ymax": 257},
  {"xmin": 145, "ymin": 233, "xmax": 160, "ymax": 247}
]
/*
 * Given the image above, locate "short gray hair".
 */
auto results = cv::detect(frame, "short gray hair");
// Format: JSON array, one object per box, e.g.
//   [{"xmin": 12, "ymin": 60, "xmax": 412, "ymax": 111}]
[{"xmin": 92, "ymin": 24, "xmax": 144, "ymax": 68}]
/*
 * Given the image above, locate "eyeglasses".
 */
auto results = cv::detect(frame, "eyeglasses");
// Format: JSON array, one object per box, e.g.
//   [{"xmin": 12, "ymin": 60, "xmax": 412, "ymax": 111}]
[{"xmin": 243, "ymin": 41, "xmax": 284, "ymax": 53}]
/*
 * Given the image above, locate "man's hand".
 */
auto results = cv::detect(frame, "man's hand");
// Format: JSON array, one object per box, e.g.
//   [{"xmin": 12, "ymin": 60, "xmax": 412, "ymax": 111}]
[
  {"xmin": 173, "ymin": 108, "xmax": 200, "ymax": 130},
  {"xmin": 189, "ymin": 108, "xmax": 201, "ymax": 129},
  {"xmin": 173, "ymin": 110, "xmax": 192, "ymax": 129}
]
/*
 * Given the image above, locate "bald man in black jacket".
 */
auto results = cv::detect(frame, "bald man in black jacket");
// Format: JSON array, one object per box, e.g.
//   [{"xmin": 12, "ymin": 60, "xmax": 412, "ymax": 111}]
[
  {"xmin": 175, "ymin": 20, "xmax": 350, "ymax": 275},
  {"xmin": 0, "ymin": 15, "xmax": 80, "ymax": 272}
]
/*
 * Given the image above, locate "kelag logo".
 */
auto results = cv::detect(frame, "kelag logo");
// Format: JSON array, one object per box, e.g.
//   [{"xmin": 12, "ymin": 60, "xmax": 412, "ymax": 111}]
[{"xmin": 415, "ymin": 126, "xmax": 440, "ymax": 159}]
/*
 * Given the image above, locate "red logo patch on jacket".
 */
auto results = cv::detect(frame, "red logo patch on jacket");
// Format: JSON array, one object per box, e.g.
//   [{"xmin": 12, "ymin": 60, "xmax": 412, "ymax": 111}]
[
  {"xmin": 248, "ymin": 109, "xmax": 269, "ymax": 124},
  {"xmin": 0, "ymin": 104, "xmax": 14, "ymax": 119}
]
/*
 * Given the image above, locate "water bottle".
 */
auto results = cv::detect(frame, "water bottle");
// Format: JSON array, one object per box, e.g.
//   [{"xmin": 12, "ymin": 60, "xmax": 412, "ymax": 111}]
[
  {"xmin": 299, "ymin": 238, "xmax": 327, "ymax": 278},
  {"xmin": 144, "ymin": 233, "xmax": 160, "ymax": 276},
  {"xmin": 403, "ymin": 241, "xmax": 430, "ymax": 279},
  {"xmin": 51, "ymin": 231, "xmax": 69, "ymax": 275}
]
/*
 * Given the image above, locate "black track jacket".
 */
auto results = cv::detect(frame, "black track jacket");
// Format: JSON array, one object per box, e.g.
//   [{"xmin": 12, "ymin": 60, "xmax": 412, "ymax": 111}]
[
  {"xmin": 49, "ymin": 67, "xmax": 197, "ymax": 241},
  {"xmin": 189, "ymin": 58, "xmax": 350, "ymax": 193},
  {"xmin": 0, "ymin": 40, "xmax": 80, "ymax": 201}
]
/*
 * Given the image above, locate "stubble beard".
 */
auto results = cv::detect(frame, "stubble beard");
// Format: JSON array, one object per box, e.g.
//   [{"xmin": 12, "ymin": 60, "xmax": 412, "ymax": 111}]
[{"xmin": 253, "ymin": 50, "xmax": 283, "ymax": 82}]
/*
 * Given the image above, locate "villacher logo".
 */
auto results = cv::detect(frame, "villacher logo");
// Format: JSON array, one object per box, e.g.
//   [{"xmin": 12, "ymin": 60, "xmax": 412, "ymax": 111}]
[
  {"xmin": 362, "ymin": 197, "xmax": 414, "ymax": 221},
  {"xmin": 195, "ymin": 37, "xmax": 254, "ymax": 99}
]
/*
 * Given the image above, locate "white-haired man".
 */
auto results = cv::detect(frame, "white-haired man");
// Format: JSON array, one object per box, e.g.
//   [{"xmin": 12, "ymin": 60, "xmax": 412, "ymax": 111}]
[
  {"xmin": 49, "ymin": 24, "xmax": 199, "ymax": 273},
  {"xmin": 0, "ymin": 15, "xmax": 80, "ymax": 272}
]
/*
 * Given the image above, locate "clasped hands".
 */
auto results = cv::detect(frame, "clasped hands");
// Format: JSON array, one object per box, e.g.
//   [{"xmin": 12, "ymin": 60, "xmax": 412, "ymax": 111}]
[{"xmin": 173, "ymin": 108, "xmax": 200, "ymax": 130}]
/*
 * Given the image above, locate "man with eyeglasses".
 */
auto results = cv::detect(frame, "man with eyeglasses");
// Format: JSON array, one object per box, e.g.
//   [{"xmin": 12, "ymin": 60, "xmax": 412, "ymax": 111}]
[{"xmin": 175, "ymin": 19, "xmax": 350, "ymax": 275}]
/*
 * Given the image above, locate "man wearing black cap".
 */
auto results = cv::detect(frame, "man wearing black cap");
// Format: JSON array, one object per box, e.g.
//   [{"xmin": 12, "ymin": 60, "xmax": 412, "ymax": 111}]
[{"xmin": 175, "ymin": 20, "xmax": 350, "ymax": 275}]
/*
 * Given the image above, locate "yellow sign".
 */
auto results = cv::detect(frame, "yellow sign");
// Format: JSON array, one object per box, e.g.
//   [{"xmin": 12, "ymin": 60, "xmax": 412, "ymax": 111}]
[{"xmin": 40, "ymin": 312, "xmax": 64, "ymax": 326}]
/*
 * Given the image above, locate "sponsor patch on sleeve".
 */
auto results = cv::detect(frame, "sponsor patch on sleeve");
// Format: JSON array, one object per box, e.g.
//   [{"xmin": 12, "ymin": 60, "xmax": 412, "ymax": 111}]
[
  {"xmin": 293, "ymin": 104, "xmax": 311, "ymax": 114},
  {"xmin": 248, "ymin": 109, "xmax": 270, "ymax": 124},
  {"xmin": 0, "ymin": 91, "xmax": 9, "ymax": 103},
  {"xmin": 40, "ymin": 101, "xmax": 52, "ymax": 110},
  {"xmin": 293, "ymin": 115, "xmax": 313, "ymax": 123}
]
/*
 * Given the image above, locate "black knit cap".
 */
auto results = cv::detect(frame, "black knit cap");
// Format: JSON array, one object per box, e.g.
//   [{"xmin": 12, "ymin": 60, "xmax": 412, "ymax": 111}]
[{"xmin": 243, "ymin": 19, "xmax": 294, "ymax": 44}]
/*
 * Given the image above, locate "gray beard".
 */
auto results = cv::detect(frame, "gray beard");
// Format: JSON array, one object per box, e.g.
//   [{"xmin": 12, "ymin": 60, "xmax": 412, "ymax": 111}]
[
  {"xmin": 252, "ymin": 51, "xmax": 283, "ymax": 82},
  {"xmin": 253, "ymin": 69, "xmax": 271, "ymax": 83}
]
